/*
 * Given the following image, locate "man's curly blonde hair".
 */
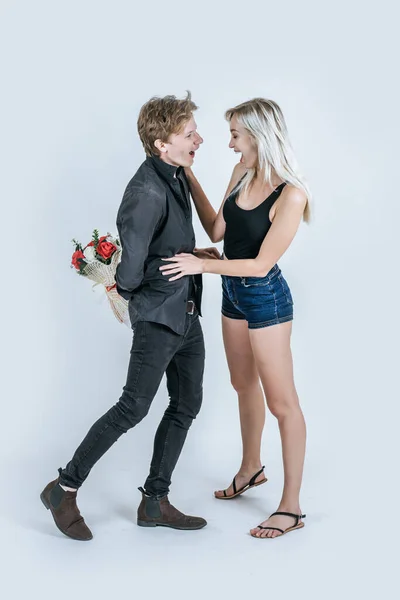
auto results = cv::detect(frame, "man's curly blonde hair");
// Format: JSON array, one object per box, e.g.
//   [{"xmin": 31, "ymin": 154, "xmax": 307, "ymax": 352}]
[{"xmin": 137, "ymin": 91, "xmax": 198, "ymax": 157}]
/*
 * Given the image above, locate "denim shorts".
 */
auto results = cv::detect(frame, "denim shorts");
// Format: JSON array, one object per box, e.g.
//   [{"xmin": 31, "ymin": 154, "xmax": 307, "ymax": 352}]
[{"xmin": 221, "ymin": 264, "xmax": 294, "ymax": 329}]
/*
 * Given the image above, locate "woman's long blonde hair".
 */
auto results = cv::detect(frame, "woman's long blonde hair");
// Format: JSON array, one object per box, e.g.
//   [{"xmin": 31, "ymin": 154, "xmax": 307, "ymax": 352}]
[{"xmin": 225, "ymin": 98, "xmax": 311, "ymax": 222}]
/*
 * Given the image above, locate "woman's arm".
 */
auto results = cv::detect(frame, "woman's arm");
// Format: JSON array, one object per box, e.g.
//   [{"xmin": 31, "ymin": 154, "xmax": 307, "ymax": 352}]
[
  {"xmin": 185, "ymin": 163, "xmax": 246, "ymax": 243},
  {"xmin": 160, "ymin": 186, "xmax": 307, "ymax": 280}
]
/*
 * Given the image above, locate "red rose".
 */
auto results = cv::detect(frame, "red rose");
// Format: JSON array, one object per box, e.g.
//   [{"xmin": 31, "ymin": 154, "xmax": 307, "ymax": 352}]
[
  {"xmin": 86, "ymin": 240, "xmax": 95, "ymax": 247},
  {"xmin": 96, "ymin": 236, "xmax": 117, "ymax": 260},
  {"xmin": 71, "ymin": 250, "xmax": 86, "ymax": 270}
]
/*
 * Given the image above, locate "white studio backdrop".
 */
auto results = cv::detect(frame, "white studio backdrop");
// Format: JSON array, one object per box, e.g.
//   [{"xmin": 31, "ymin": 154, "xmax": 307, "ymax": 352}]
[{"xmin": 0, "ymin": 1, "xmax": 398, "ymax": 598}]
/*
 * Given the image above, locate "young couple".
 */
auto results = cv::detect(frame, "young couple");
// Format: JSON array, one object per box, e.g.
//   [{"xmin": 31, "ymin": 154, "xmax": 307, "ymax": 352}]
[{"xmin": 41, "ymin": 92, "xmax": 310, "ymax": 541}]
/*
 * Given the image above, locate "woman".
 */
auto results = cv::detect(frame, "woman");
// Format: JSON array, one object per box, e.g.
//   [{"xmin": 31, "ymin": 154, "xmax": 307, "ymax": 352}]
[{"xmin": 160, "ymin": 98, "xmax": 311, "ymax": 539}]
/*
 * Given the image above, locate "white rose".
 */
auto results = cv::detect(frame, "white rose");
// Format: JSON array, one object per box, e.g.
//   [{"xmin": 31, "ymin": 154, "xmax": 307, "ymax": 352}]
[{"xmin": 83, "ymin": 246, "xmax": 96, "ymax": 262}]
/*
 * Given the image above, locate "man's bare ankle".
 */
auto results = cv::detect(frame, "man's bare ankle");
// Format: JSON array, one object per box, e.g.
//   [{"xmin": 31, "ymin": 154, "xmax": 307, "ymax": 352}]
[{"xmin": 60, "ymin": 484, "xmax": 77, "ymax": 492}]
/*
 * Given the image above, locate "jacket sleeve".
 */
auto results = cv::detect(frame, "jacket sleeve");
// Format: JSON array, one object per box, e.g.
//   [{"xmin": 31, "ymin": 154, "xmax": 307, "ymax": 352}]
[{"xmin": 115, "ymin": 185, "xmax": 164, "ymax": 300}]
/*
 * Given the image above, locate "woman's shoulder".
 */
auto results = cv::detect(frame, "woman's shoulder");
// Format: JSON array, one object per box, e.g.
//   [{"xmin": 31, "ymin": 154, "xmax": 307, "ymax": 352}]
[
  {"xmin": 269, "ymin": 183, "xmax": 308, "ymax": 222},
  {"xmin": 227, "ymin": 162, "xmax": 247, "ymax": 193},
  {"xmin": 232, "ymin": 162, "xmax": 247, "ymax": 181},
  {"xmin": 281, "ymin": 183, "xmax": 308, "ymax": 208},
  {"xmin": 222, "ymin": 162, "xmax": 247, "ymax": 202}
]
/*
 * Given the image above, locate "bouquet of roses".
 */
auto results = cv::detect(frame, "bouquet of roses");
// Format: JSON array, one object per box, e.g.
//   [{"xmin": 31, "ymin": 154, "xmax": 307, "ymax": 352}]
[{"xmin": 71, "ymin": 229, "xmax": 129, "ymax": 324}]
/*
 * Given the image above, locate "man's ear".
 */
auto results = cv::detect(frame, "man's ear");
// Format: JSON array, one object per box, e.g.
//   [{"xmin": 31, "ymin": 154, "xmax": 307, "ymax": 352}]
[{"xmin": 154, "ymin": 139, "xmax": 168, "ymax": 154}]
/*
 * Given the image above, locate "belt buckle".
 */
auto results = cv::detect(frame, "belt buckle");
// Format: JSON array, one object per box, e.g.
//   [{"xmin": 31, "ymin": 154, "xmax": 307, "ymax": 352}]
[{"xmin": 187, "ymin": 300, "xmax": 195, "ymax": 315}]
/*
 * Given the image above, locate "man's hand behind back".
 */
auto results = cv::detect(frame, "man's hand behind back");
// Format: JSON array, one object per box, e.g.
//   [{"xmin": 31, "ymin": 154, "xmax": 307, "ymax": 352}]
[{"xmin": 193, "ymin": 247, "xmax": 221, "ymax": 260}]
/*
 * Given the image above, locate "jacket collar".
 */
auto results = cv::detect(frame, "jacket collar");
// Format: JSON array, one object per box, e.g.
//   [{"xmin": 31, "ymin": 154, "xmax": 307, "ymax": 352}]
[{"xmin": 147, "ymin": 155, "xmax": 183, "ymax": 182}]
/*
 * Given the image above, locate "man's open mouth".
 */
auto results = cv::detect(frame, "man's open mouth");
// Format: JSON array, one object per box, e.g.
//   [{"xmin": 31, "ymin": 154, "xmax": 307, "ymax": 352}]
[{"xmin": 189, "ymin": 151, "xmax": 195, "ymax": 156}]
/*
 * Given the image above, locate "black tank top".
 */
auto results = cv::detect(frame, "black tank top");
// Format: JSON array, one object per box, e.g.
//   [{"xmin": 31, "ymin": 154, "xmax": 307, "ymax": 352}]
[{"xmin": 223, "ymin": 181, "xmax": 287, "ymax": 260}]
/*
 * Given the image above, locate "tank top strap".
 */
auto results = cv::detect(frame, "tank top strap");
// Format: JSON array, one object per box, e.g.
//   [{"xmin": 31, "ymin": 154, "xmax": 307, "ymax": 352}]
[{"xmin": 229, "ymin": 174, "xmax": 246, "ymax": 198}]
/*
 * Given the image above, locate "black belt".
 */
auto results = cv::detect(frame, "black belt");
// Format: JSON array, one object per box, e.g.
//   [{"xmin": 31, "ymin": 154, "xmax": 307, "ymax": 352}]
[{"xmin": 186, "ymin": 300, "xmax": 196, "ymax": 315}]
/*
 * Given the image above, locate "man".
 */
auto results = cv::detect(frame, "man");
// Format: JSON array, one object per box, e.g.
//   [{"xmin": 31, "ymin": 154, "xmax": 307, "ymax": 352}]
[{"xmin": 41, "ymin": 92, "xmax": 213, "ymax": 540}]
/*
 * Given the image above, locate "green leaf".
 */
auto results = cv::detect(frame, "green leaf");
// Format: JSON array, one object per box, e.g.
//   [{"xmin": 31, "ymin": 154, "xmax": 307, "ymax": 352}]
[
  {"xmin": 71, "ymin": 238, "xmax": 83, "ymax": 251},
  {"xmin": 92, "ymin": 229, "xmax": 100, "ymax": 248}
]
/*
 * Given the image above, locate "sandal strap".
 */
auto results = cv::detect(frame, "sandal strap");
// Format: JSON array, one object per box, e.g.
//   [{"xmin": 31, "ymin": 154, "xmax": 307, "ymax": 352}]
[
  {"xmin": 270, "ymin": 511, "xmax": 306, "ymax": 526},
  {"xmin": 257, "ymin": 525, "xmax": 284, "ymax": 534},
  {"xmin": 235, "ymin": 466, "xmax": 266, "ymax": 494},
  {"xmin": 248, "ymin": 465, "xmax": 265, "ymax": 487},
  {"xmin": 222, "ymin": 466, "xmax": 267, "ymax": 497}
]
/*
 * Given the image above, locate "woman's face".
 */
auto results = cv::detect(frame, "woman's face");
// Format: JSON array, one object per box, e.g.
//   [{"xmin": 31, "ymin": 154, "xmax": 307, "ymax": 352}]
[{"xmin": 228, "ymin": 114, "xmax": 258, "ymax": 169}]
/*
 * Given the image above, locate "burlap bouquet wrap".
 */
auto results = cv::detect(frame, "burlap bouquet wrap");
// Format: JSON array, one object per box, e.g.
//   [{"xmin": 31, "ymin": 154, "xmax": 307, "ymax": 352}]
[{"xmin": 82, "ymin": 249, "xmax": 129, "ymax": 324}]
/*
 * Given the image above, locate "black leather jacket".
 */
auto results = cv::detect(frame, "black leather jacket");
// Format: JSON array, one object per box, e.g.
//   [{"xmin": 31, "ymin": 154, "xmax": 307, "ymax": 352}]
[{"xmin": 115, "ymin": 155, "xmax": 203, "ymax": 335}]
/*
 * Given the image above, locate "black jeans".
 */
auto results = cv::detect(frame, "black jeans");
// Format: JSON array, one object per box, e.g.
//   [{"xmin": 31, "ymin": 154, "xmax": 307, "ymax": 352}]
[{"xmin": 59, "ymin": 312, "xmax": 205, "ymax": 498}]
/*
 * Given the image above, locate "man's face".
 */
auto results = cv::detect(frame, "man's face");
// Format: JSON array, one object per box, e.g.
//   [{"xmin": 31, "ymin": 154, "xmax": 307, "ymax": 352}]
[{"xmin": 157, "ymin": 116, "xmax": 203, "ymax": 168}]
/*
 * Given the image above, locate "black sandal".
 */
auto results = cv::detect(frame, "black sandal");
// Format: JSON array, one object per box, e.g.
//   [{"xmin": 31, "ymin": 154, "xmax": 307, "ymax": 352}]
[
  {"xmin": 251, "ymin": 511, "xmax": 306, "ymax": 538},
  {"xmin": 215, "ymin": 466, "xmax": 267, "ymax": 500}
]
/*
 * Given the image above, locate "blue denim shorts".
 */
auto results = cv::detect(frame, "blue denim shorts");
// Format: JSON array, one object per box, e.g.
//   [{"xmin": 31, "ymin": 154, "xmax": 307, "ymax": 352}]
[{"xmin": 221, "ymin": 264, "xmax": 294, "ymax": 329}]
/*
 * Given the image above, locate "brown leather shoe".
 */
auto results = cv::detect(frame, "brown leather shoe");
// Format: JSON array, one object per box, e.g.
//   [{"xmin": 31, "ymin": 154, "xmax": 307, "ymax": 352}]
[
  {"xmin": 137, "ymin": 487, "xmax": 207, "ymax": 530},
  {"xmin": 40, "ymin": 471, "xmax": 93, "ymax": 541}
]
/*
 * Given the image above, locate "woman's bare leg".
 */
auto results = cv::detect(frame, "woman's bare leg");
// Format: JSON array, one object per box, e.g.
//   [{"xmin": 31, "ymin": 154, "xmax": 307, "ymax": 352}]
[
  {"xmin": 248, "ymin": 321, "xmax": 306, "ymax": 537},
  {"xmin": 214, "ymin": 316, "xmax": 266, "ymax": 497}
]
